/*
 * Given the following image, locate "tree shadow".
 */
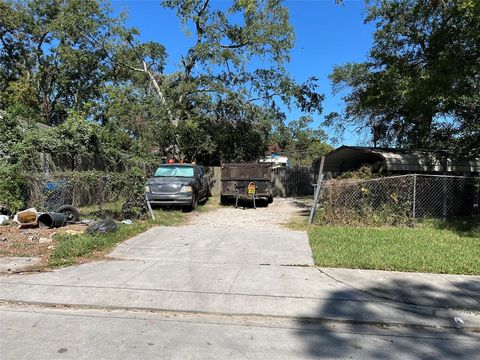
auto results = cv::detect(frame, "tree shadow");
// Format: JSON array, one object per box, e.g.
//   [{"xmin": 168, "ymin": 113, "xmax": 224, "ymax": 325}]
[
  {"xmin": 425, "ymin": 216, "xmax": 480, "ymax": 238},
  {"xmin": 288, "ymin": 197, "xmax": 313, "ymax": 218},
  {"xmin": 295, "ymin": 277, "xmax": 480, "ymax": 359}
]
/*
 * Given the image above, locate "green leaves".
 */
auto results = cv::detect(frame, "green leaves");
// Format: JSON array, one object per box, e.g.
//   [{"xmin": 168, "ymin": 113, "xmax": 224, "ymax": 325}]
[
  {"xmin": 271, "ymin": 115, "xmax": 332, "ymax": 166},
  {"xmin": 1, "ymin": 0, "xmax": 327, "ymax": 169},
  {"xmin": 329, "ymin": 0, "xmax": 480, "ymax": 155},
  {"xmin": 0, "ymin": 163, "xmax": 26, "ymax": 212},
  {"xmin": 0, "ymin": 0, "xmax": 122, "ymax": 125}
]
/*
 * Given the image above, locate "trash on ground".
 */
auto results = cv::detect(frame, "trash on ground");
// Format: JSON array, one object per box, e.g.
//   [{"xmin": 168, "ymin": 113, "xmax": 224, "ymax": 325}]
[
  {"xmin": 15, "ymin": 208, "xmax": 39, "ymax": 228},
  {"xmin": 121, "ymin": 219, "xmax": 133, "ymax": 225},
  {"xmin": 453, "ymin": 317, "xmax": 464, "ymax": 327},
  {"xmin": 86, "ymin": 218, "xmax": 118, "ymax": 235},
  {"xmin": 38, "ymin": 212, "xmax": 67, "ymax": 228},
  {"xmin": 0, "ymin": 215, "xmax": 9, "ymax": 225},
  {"xmin": 80, "ymin": 219, "xmax": 95, "ymax": 226}
]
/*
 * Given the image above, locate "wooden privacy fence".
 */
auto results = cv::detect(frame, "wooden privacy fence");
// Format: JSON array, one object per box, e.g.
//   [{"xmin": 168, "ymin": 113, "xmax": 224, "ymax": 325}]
[
  {"xmin": 205, "ymin": 167, "xmax": 223, "ymax": 196},
  {"xmin": 272, "ymin": 166, "xmax": 316, "ymax": 197},
  {"xmin": 205, "ymin": 166, "xmax": 315, "ymax": 197}
]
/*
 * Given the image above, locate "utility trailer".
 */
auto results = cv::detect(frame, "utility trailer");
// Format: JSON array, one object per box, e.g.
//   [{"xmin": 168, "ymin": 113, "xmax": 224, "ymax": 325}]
[{"xmin": 220, "ymin": 163, "xmax": 274, "ymax": 207}]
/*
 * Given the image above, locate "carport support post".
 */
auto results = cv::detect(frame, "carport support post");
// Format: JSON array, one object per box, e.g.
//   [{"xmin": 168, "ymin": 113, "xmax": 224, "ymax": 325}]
[{"xmin": 308, "ymin": 156, "xmax": 325, "ymax": 224}]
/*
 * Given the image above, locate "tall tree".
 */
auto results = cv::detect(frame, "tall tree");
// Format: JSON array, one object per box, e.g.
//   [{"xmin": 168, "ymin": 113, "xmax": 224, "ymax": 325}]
[
  {"xmin": 113, "ymin": 0, "xmax": 324, "ymax": 162},
  {"xmin": 327, "ymin": 0, "xmax": 480, "ymax": 156},
  {"xmin": 0, "ymin": 0, "xmax": 122, "ymax": 124},
  {"xmin": 271, "ymin": 115, "xmax": 332, "ymax": 165},
  {"xmin": 1, "ymin": 0, "xmax": 327, "ymax": 165}
]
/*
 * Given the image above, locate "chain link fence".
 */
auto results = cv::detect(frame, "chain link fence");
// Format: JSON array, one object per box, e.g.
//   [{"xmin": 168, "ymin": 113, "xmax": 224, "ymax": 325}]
[
  {"xmin": 24, "ymin": 171, "xmax": 146, "ymax": 219},
  {"xmin": 317, "ymin": 174, "xmax": 480, "ymax": 225}
]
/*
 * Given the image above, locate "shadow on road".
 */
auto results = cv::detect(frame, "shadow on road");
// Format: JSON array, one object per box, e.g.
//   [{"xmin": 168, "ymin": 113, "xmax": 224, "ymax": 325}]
[{"xmin": 295, "ymin": 278, "xmax": 480, "ymax": 359}]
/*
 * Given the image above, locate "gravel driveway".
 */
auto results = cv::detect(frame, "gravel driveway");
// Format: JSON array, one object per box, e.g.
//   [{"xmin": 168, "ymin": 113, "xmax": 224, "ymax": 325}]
[{"xmin": 188, "ymin": 197, "xmax": 308, "ymax": 229}]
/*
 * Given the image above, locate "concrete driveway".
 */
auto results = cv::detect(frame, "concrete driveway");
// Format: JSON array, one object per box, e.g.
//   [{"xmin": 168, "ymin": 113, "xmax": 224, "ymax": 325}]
[{"xmin": 1, "ymin": 198, "xmax": 479, "ymax": 359}]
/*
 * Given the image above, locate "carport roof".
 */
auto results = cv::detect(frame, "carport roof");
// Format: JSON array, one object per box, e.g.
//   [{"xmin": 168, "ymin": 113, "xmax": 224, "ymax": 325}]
[{"xmin": 323, "ymin": 146, "xmax": 480, "ymax": 174}]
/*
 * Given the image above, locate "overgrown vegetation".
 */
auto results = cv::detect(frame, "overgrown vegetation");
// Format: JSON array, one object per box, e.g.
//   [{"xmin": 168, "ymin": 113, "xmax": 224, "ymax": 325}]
[
  {"xmin": 24, "ymin": 169, "xmax": 152, "ymax": 219},
  {"xmin": 316, "ymin": 175, "xmax": 415, "ymax": 226},
  {"xmin": 294, "ymin": 217, "xmax": 480, "ymax": 275},
  {"xmin": 315, "ymin": 204, "xmax": 413, "ymax": 227},
  {"xmin": 0, "ymin": 164, "xmax": 26, "ymax": 212},
  {"xmin": 0, "ymin": 0, "xmax": 327, "ymax": 165}
]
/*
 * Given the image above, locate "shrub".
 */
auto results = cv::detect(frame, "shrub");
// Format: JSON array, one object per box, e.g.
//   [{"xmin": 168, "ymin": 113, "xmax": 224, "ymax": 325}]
[
  {"xmin": 0, "ymin": 164, "xmax": 26, "ymax": 213},
  {"xmin": 120, "ymin": 167, "xmax": 148, "ymax": 219}
]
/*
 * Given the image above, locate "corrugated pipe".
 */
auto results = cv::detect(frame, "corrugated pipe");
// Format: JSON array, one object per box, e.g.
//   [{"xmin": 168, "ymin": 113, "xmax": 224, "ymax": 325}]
[{"xmin": 38, "ymin": 213, "xmax": 66, "ymax": 228}]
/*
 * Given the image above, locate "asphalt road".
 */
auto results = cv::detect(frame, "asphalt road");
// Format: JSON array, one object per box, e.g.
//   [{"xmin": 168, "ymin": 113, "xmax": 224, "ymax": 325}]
[{"xmin": 2, "ymin": 305, "xmax": 479, "ymax": 360}]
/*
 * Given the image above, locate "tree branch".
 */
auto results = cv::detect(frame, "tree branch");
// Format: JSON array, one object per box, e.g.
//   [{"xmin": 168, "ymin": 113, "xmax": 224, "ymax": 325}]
[
  {"xmin": 123, "ymin": 38, "xmax": 175, "ymax": 125},
  {"xmin": 184, "ymin": 0, "xmax": 209, "ymax": 78}
]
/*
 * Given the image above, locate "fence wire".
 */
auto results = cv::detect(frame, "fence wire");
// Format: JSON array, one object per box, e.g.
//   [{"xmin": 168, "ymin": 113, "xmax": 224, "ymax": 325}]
[
  {"xmin": 318, "ymin": 174, "xmax": 479, "ymax": 225},
  {"xmin": 24, "ymin": 171, "xmax": 145, "ymax": 219}
]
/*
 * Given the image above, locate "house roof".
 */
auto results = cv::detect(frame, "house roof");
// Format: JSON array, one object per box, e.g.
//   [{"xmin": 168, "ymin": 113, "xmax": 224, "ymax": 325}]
[{"xmin": 323, "ymin": 146, "xmax": 480, "ymax": 174}]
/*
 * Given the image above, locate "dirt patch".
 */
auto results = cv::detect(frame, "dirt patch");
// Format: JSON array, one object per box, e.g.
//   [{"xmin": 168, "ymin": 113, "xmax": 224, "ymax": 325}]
[{"xmin": 0, "ymin": 223, "xmax": 87, "ymax": 269}]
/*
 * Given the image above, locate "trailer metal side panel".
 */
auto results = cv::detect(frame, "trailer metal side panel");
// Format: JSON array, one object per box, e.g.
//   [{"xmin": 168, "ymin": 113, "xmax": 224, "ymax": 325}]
[{"xmin": 221, "ymin": 163, "xmax": 273, "ymax": 198}]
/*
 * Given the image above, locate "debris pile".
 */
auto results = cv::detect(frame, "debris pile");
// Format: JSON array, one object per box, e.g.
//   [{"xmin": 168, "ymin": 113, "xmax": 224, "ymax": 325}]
[{"xmin": 2, "ymin": 206, "xmax": 81, "ymax": 230}]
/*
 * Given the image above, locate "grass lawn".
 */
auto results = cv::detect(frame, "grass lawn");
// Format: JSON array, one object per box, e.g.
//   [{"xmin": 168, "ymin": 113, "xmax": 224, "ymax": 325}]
[{"xmin": 299, "ymin": 219, "xmax": 480, "ymax": 275}]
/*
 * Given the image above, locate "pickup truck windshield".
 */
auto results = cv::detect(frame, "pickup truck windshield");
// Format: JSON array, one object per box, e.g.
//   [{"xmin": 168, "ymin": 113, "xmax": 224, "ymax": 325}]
[{"xmin": 154, "ymin": 166, "xmax": 194, "ymax": 177}]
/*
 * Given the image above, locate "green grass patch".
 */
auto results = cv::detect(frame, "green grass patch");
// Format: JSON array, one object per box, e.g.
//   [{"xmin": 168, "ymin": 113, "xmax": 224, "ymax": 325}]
[
  {"xmin": 196, "ymin": 196, "xmax": 221, "ymax": 212},
  {"xmin": 78, "ymin": 200, "xmax": 124, "ymax": 219},
  {"xmin": 301, "ymin": 219, "xmax": 480, "ymax": 275},
  {"xmin": 49, "ymin": 209, "xmax": 186, "ymax": 268}
]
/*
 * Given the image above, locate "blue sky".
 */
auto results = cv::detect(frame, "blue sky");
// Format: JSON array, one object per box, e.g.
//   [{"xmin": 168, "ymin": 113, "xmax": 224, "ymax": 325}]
[{"xmin": 110, "ymin": 0, "xmax": 375, "ymax": 145}]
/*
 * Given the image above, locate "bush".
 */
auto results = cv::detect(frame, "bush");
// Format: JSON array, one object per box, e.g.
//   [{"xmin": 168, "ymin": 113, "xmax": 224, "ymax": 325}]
[
  {"xmin": 120, "ymin": 167, "xmax": 148, "ymax": 219},
  {"xmin": 0, "ymin": 164, "xmax": 26, "ymax": 213}
]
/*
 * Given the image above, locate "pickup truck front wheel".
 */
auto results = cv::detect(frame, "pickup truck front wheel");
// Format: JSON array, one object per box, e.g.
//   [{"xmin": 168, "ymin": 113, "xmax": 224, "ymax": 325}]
[{"xmin": 184, "ymin": 194, "xmax": 198, "ymax": 212}]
